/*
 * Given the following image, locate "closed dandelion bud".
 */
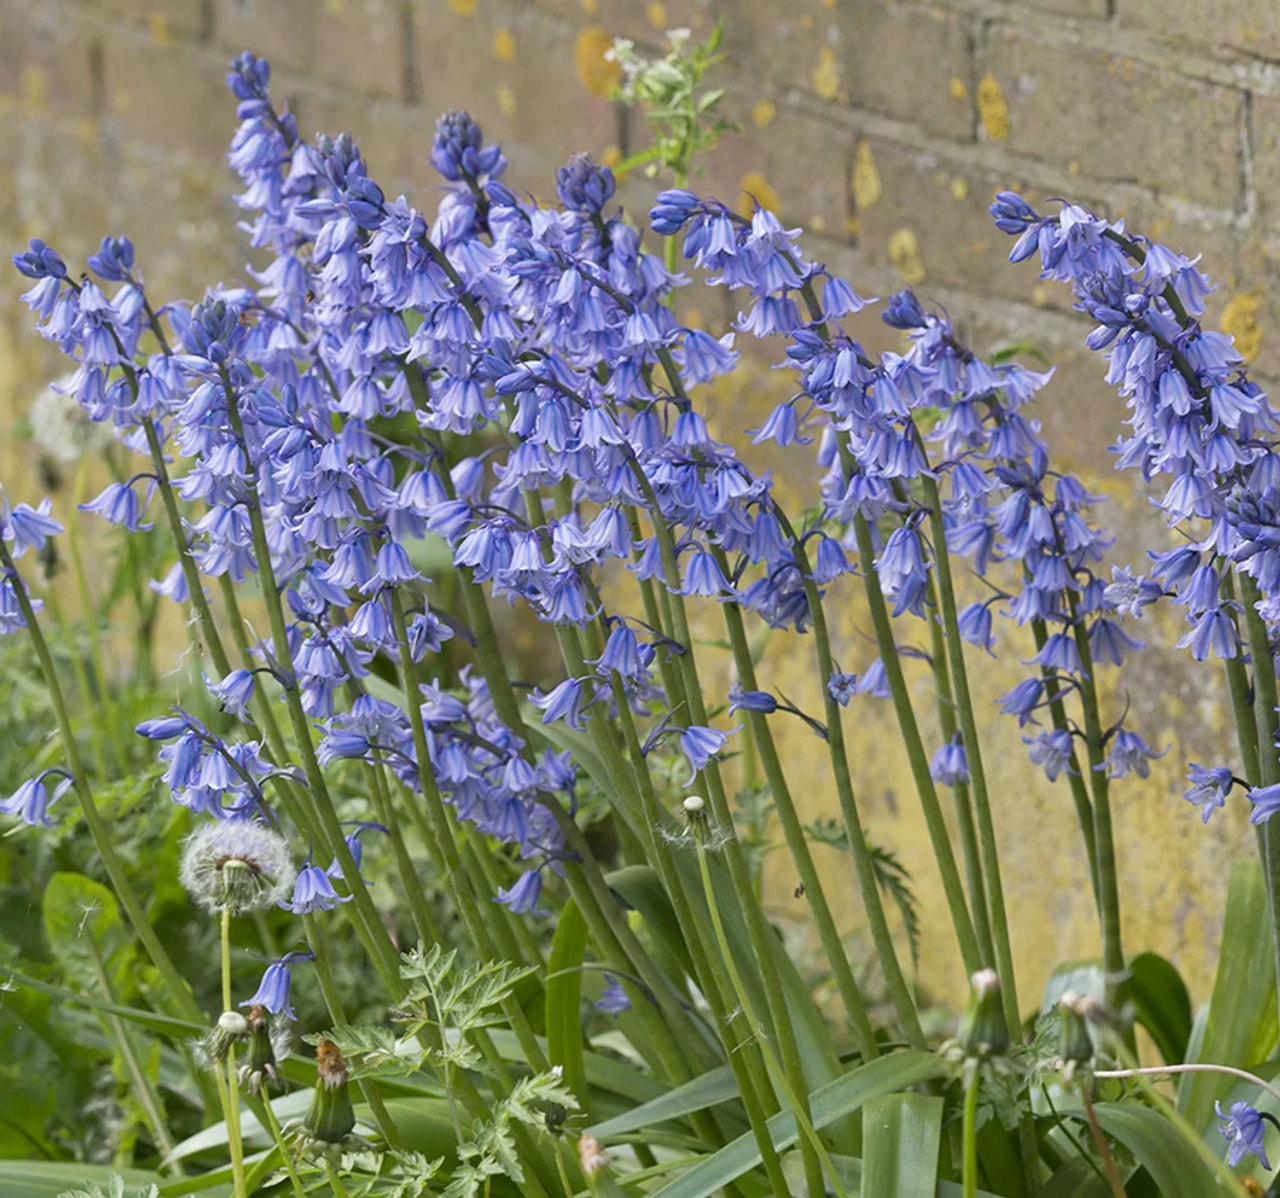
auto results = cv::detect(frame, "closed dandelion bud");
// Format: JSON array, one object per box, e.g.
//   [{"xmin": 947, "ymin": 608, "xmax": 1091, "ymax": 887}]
[
  {"xmin": 304, "ymin": 1038, "xmax": 356, "ymax": 1144},
  {"xmin": 1057, "ymin": 990, "xmax": 1094, "ymax": 1066},
  {"xmin": 957, "ymin": 969, "xmax": 1009, "ymax": 1059},
  {"xmin": 205, "ymin": 1009, "xmax": 250, "ymax": 1064},
  {"xmin": 240, "ymin": 1005, "xmax": 282, "ymax": 1095}
]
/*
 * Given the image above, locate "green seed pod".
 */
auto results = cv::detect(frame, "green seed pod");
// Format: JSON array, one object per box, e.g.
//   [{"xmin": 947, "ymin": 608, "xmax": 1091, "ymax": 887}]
[
  {"xmin": 240, "ymin": 1005, "xmax": 281, "ymax": 1095},
  {"xmin": 304, "ymin": 1038, "xmax": 356, "ymax": 1144},
  {"xmin": 1057, "ymin": 990, "xmax": 1094, "ymax": 1065},
  {"xmin": 957, "ymin": 969, "xmax": 1009, "ymax": 1059}
]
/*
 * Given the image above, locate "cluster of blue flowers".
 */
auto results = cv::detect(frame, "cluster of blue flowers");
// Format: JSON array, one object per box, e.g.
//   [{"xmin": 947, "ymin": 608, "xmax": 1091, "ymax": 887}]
[
  {"xmin": 9, "ymin": 41, "xmax": 1280, "ymax": 1026},
  {"xmin": 991, "ymin": 192, "xmax": 1280, "ymax": 825}
]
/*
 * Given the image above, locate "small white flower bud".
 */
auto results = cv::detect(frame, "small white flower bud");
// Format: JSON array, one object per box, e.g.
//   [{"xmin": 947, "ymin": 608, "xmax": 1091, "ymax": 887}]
[{"xmin": 218, "ymin": 1011, "xmax": 249, "ymax": 1037}]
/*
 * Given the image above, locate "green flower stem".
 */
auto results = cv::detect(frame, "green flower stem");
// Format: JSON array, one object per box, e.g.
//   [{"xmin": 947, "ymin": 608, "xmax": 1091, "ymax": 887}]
[
  {"xmin": 1029, "ymin": 615, "xmax": 1099, "ymax": 911},
  {"xmin": 925, "ymin": 578, "xmax": 994, "ymax": 966},
  {"xmin": 302, "ymin": 914, "xmax": 401, "ymax": 1148},
  {"xmin": 221, "ymin": 376, "xmax": 403, "ymax": 998},
  {"xmin": 711, "ymin": 547, "xmax": 880, "ymax": 1060},
  {"xmin": 0, "ymin": 539, "xmax": 202, "ymax": 1024},
  {"xmin": 961, "ymin": 1070, "xmax": 979, "ymax": 1198},
  {"xmin": 590, "ymin": 644, "xmax": 801, "ymax": 1165},
  {"xmin": 245, "ymin": 1094, "xmax": 306, "ymax": 1198},
  {"xmin": 772, "ymin": 510, "xmax": 925, "ymax": 1047},
  {"xmin": 460, "ymin": 834, "xmax": 540, "ymax": 965},
  {"xmin": 325, "ymin": 1161, "xmax": 352, "ymax": 1198},
  {"xmin": 221, "ymin": 905, "xmax": 248, "ymax": 1198},
  {"xmin": 1062, "ymin": 588, "xmax": 1125, "ymax": 998},
  {"xmin": 625, "ymin": 507, "xmax": 689, "ymax": 718},
  {"xmin": 67, "ymin": 454, "xmax": 113, "ymax": 706},
  {"xmin": 139, "ymin": 414, "xmax": 234, "ymax": 677},
  {"xmin": 849, "ymin": 509, "xmax": 983, "ymax": 977},
  {"xmin": 627, "ymin": 479, "xmax": 827, "ymax": 1195},
  {"xmin": 693, "ymin": 817, "xmax": 850, "ymax": 1198},
  {"xmin": 920, "ymin": 474, "xmax": 1019, "ymax": 1020},
  {"xmin": 1236, "ymin": 571, "xmax": 1280, "ymax": 997},
  {"xmin": 1221, "ymin": 576, "xmax": 1261, "ymax": 789},
  {"xmin": 214, "ymin": 576, "xmax": 326, "ymax": 846},
  {"xmin": 41, "ymin": 567, "xmax": 108, "ymax": 779},
  {"xmin": 921, "ymin": 475, "xmax": 1043, "ymax": 1190},
  {"xmin": 385, "ymin": 589, "xmax": 550, "ymax": 1072},
  {"xmin": 366, "ymin": 760, "xmax": 442, "ymax": 947}
]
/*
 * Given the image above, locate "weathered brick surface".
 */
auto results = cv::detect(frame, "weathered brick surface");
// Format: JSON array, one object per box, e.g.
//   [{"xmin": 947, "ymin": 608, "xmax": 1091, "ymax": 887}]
[
  {"xmin": 833, "ymin": 2, "xmax": 974, "ymax": 141},
  {"xmin": 983, "ymin": 23, "xmax": 1245, "ymax": 210},
  {"xmin": 8, "ymin": 0, "xmax": 1280, "ymax": 997},
  {"xmin": 1117, "ymin": 1, "xmax": 1280, "ymax": 61},
  {"xmin": 0, "ymin": 0, "xmax": 95, "ymax": 119},
  {"xmin": 216, "ymin": 0, "xmax": 405, "ymax": 98},
  {"xmin": 89, "ymin": 0, "xmax": 210, "ymax": 39}
]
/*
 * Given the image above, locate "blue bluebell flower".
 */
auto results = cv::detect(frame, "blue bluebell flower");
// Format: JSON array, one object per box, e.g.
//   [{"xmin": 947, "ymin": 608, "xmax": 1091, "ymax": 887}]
[
  {"xmin": 1024, "ymin": 729, "xmax": 1075, "ymax": 782},
  {"xmin": 929, "ymin": 736, "xmax": 970, "ymax": 787},
  {"xmin": 241, "ymin": 951, "xmax": 313, "ymax": 1021},
  {"xmin": 0, "ymin": 772, "xmax": 71, "ymax": 827},
  {"xmin": 496, "ymin": 868, "xmax": 548, "ymax": 916},
  {"xmin": 1250, "ymin": 784, "xmax": 1280, "ymax": 825},
  {"xmin": 2, "ymin": 498, "xmax": 62, "ymax": 558},
  {"xmin": 595, "ymin": 973, "xmax": 631, "ymax": 1016},
  {"xmin": 728, "ymin": 687, "xmax": 778, "ymax": 715},
  {"xmin": 1216, "ymin": 1100, "xmax": 1272, "ymax": 1169},
  {"xmin": 1184, "ymin": 764, "xmax": 1233, "ymax": 823},
  {"xmin": 285, "ymin": 861, "xmax": 352, "ymax": 913},
  {"xmin": 679, "ymin": 725, "xmax": 737, "ymax": 783},
  {"xmin": 531, "ymin": 677, "xmax": 593, "ymax": 730},
  {"xmin": 1100, "ymin": 729, "xmax": 1166, "ymax": 780},
  {"xmin": 207, "ymin": 669, "xmax": 257, "ymax": 719}
]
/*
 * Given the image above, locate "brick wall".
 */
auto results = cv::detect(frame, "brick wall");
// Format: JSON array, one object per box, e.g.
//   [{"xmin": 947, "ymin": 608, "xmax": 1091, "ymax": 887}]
[{"xmin": 1, "ymin": 0, "xmax": 1271, "ymax": 998}]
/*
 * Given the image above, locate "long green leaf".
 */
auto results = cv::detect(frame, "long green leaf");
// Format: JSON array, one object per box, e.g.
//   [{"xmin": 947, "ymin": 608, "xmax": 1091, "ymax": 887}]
[
  {"xmin": 2, "ymin": 966, "xmax": 204, "ymax": 1037},
  {"xmin": 1179, "ymin": 860, "xmax": 1279, "ymax": 1130},
  {"xmin": 650, "ymin": 1050, "xmax": 945, "ymax": 1198},
  {"xmin": 587, "ymin": 1064, "xmax": 736, "ymax": 1137},
  {"xmin": 1087, "ymin": 1104, "xmax": 1217, "ymax": 1197},
  {"xmin": 546, "ymin": 898, "xmax": 590, "ymax": 1108},
  {"xmin": 1128, "ymin": 952, "xmax": 1191, "ymax": 1066},
  {"xmin": 860, "ymin": 1092, "xmax": 943, "ymax": 1198},
  {"xmin": 0, "ymin": 1163, "xmax": 168, "ymax": 1198}
]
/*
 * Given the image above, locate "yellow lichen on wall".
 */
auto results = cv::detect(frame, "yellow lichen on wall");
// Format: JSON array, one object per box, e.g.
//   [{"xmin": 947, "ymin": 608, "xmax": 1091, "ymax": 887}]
[
  {"xmin": 1221, "ymin": 293, "xmax": 1263, "ymax": 362},
  {"xmin": 977, "ymin": 73, "xmax": 1010, "ymax": 141},
  {"xmin": 575, "ymin": 27, "xmax": 621, "ymax": 97},
  {"xmin": 888, "ymin": 228, "xmax": 927, "ymax": 284},
  {"xmin": 851, "ymin": 140, "xmax": 881, "ymax": 212}
]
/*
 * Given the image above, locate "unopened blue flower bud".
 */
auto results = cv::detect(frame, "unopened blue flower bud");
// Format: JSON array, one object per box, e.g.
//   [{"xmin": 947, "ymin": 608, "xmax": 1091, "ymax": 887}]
[
  {"xmin": 556, "ymin": 153, "xmax": 616, "ymax": 214},
  {"xmin": 86, "ymin": 236, "xmax": 135, "ymax": 282},
  {"xmin": 12, "ymin": 238, "xmax": 67, "ymax": 281}
]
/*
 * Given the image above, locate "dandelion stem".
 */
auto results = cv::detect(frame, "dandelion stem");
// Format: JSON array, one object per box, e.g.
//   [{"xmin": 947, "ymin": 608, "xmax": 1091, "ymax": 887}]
[{"xmin": 221, "ymin": 905, "xmax": 248, "ymax": 1198}]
